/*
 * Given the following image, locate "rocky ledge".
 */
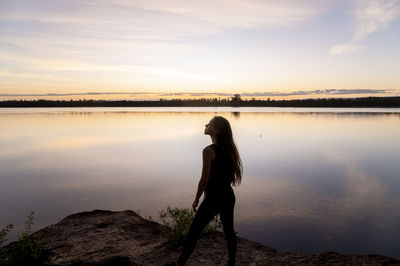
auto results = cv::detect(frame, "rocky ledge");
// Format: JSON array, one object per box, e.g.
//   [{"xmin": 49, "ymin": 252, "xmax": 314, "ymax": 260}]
[{"xmin": 6, "ymin": 210, "xmax": 400, "ymax": 265}]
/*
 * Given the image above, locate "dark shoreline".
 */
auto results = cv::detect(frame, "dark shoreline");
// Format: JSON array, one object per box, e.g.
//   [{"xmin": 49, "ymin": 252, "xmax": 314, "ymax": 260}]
[
  {"xmin": 1, "ymin": 96, "xmax": 400, "ymax": 108},
  {"xmin": 5, "ymin": 210, "xmax": 399, "ymax": 265}
]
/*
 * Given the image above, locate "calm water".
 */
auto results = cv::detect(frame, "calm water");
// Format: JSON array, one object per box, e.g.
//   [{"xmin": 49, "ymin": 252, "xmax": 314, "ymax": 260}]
[{"xmin": 1, "ymin": 107, "xmax": 400, "ymax": 259}]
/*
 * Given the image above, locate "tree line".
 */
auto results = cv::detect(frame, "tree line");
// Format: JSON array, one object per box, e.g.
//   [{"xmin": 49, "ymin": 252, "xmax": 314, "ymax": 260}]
[{"xmin": 0, "ymin": 95, "xmax": 399, "ymax": 108}]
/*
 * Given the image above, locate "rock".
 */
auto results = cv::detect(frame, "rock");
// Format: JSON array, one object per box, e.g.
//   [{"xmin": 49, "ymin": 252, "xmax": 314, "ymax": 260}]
[{"xmin": 6, "ymin": 210, "xmax": 400, "ymax": 265}]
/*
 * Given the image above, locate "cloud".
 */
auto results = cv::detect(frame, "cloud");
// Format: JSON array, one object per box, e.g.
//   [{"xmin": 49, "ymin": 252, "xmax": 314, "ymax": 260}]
[
  {"xmin": 127, "ymin": 0, "xmax": 325, "ymax": 29},
  {"xmin": 0, "ymin": 92, "xmax": 150, "ymax": 97},
  {"xmin": 0, "ymin": 0, "xmax": 333, "ymax": 85},
  {"xmin": 0, "ymin": 68, "xmax": 77, "ymax": 81},
  {"xmin": 0, "ymin": 89, "xmax": 391, "ymax": 98},
  {"xmin": 241, "ymin": 89, "xmax": 391, "ymax": 97},
  {"xmin": 0, "ymin": 0, "xmax": 331, "ymax": 64},
  {"xmin": 1, "ymin": 0, "xmax": 326, "ymax": 33},
  {"xmin": 0, "ymin": 55, "xmax": 228, "ymax": 84},
  {"xmin": 331, "ymin": 0, "xmax": 400, "ymax": 55},
  {"xmin": 353, "ymin": 0, "xmax": 400, "ymax": 41},
  {"xmin": 330, "ymin": 44, "xmax": 364, "ymax": 55},
  {"xmin": 152, "ymin": 89, "xmax": 392, "ymax": 97}
]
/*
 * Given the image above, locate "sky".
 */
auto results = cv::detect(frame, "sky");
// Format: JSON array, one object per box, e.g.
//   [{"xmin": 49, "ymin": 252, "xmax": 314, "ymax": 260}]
[{"xmin": 1, "ymin": 0, "xmax": 400, "ymax": 100}]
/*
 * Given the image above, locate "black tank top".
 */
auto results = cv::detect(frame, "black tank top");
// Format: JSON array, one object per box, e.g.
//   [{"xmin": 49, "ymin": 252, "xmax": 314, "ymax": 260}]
[{"xmin": 205, "ymin": 144, "xmax": 234, "ymax": 198}]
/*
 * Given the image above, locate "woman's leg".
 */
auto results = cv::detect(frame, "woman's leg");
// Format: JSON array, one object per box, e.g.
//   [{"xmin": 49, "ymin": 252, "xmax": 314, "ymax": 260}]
[
  {"xmin": 219, "ymin": 193, "xmax": 236, "ymax": 265},
  {"xmin": 177, "ymin": 200, "xmax": 218, "ymax": 265}
]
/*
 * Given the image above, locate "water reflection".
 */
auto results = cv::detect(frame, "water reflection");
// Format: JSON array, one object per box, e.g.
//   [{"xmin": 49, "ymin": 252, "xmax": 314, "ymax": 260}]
[
  {"xmin": 231, "ymin": 111, "xmax": 240, "ymax": 118},
  {"xmin": 0, "ymin": 108, "xmax": 399, "ymax": 258}
]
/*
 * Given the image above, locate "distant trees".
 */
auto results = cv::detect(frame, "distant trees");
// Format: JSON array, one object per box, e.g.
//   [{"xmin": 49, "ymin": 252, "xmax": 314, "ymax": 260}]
[
  {"xmin": 231, "ymin": 94, "xmax": 242, "ymax": 106},
  {"xmin": 0, "ymin": 96, "xmax": 399, "ymax": 108},
  {"xmin": 231, "ymin": 94, "xmax": 242, "ymax": 102}
]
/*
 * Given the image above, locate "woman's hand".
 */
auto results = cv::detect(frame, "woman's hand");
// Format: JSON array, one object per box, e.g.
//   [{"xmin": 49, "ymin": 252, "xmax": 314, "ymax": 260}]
[{"xmin": 192, "ymin": 199, "xmax": 199, "ymax": 212}]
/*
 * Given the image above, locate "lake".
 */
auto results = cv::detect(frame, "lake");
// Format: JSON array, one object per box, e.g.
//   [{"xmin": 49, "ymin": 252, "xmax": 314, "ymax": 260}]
[{"xmin": 1, "ymin": 107, "xmax": 400, "ymax": 259}]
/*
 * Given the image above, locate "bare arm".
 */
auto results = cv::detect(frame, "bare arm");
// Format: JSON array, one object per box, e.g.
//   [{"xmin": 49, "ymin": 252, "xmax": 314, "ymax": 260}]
[{"xmin": 192, "ymin": 146, "xmax": 215, "ymax": 212}]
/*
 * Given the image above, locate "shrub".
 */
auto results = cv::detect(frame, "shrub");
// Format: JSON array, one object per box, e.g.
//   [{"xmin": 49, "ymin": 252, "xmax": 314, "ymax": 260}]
[
  {"xmin": 0, "ymin": 224, "xmax": 13, "ymax": 265},
  {"xmin": 159, "ymin": 206, "xmax": 222, "ymax": 249},
  {"xmin": 0, "ymin": 211, "xmax": 45, "ymax": 265},
  {"xmin": 14, "ymin": 211, "xmax": 44, "ymax": 265}
]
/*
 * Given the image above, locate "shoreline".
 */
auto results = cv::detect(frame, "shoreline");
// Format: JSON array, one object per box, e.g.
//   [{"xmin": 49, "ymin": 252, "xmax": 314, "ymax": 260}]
[
  {"xmin": 1, "ymin": 96, "xmax": 400, "ymax": 108},
  {"xmin": 5, "ymin": 209, "xmax": 399, "ymax": 265}
]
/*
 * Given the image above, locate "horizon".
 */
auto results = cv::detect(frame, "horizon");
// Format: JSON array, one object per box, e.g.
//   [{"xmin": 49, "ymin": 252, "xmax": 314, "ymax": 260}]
[
  {"xmin": 1, "ymin": 0, "xmax": 400, "ymax": 100},
  {"xmin": 2, "ymin": 94, "xmax": 400, "ymax": 109}
]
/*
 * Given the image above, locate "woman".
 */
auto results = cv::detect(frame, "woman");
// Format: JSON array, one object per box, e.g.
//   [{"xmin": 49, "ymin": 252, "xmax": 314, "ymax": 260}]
[{"xmin": 167, "ymin": 116, "xmax": 242, "ymax": 266}]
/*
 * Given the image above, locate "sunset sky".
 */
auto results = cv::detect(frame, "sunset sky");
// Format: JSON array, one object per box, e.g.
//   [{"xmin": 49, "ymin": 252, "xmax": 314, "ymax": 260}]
[{"xmin": 1, "ymin": 0, "xmax": 400, "ymax": 100}]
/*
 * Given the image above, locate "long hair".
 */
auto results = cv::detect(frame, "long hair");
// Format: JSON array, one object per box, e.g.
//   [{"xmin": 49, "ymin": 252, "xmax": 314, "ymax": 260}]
[{"xmin": 212, "ymin": 116, "xmax": 242, "ymax": 186}]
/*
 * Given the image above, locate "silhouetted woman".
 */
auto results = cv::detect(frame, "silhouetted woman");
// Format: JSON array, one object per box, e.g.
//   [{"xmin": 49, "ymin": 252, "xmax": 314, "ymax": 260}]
[{"xmin": 167, "ymin": 116, "xmax": 242, "ymax": 266}]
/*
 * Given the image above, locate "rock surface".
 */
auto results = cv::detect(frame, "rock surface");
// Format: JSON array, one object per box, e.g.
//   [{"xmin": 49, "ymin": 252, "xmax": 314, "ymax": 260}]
[{"xmin": 10, "ymin": 209, "xmax": 400, "ymax": 265}]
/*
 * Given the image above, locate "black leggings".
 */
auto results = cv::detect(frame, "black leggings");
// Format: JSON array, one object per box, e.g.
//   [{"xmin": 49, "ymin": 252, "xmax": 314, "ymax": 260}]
[{"xmin": 177, "ymin": 191, "xmax": 237, "ymax": 265}]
